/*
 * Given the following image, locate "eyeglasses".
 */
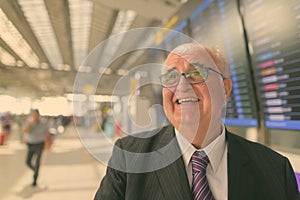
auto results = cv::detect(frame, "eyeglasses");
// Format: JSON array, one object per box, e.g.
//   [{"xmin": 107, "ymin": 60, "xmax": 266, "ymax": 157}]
[{"xmin": 159, "ymin": 63, "xmax": 224, "ymax": 88}]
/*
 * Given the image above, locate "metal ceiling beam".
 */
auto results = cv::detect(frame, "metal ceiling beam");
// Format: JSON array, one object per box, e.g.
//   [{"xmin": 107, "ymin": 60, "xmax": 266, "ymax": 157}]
[
  {"xmin": 108, "ymin": 17, "xmax": 159, "ymax": 72},
  {"xmin": 0, "ymin": 38, "xmax": 23, "ymax": 64},
  {"xmin": 0, "ymin": 0, "xmax": 181, "ymax": 98},
  {"xmin": 44, "ymin": 0, "xmax": 74, "ymax": 70},
  {"xmin": 94, "ymin": 0, "xmax": 181, "ymax": 20},
  {"xmin": 89, "ymin": 1, "xmax": 118, "ymax": 52},
  {"xmin": 87, "ymin": 5, "xmax": 119, "ymax": 73},
  {"xmin": 104, "ymin": 9, "xmax": 119, "ymax": 39},
  {"xmin": 0, "ymin": 65, "xmax": 77, "ymax": 97},
  {"xmin": 0, "ymin": 0, "xmax": 50, "ymax": 65}
]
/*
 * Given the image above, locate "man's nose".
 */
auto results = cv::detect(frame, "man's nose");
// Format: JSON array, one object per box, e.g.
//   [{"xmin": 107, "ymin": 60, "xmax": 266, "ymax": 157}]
[{"xmin": 176, "ymin": 75, "xmax": 193, "ymax": 91}]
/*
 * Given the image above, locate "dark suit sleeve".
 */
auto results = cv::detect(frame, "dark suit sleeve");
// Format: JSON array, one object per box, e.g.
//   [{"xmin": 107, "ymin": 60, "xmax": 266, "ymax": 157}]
[
  {"xmin": 284, "ymin": 157, "xmax": 299, "ymax": 200},
  {"xmin": 94, "ymin": 139, "xmax": 127, "ymax": 200}
]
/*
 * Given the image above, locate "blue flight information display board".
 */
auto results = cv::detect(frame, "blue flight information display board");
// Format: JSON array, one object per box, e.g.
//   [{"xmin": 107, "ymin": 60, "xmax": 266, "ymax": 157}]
[
  {"xmin": 189, "ymin": 0, "xmax": 258, "ymax": 127},
  {"xmin": 242, "ymin": 0, "xmax": 300, "ymax": 130}
]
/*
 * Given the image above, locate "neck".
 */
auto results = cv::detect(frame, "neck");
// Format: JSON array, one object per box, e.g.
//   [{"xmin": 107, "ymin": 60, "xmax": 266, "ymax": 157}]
[
  {"xmin": 175, "ymin": 120, "xmax": 223, "ymax": 149},
  {"xmin": 192, "ymin": 121, "xmax": 222, "ymax": 149},
  {"xmin": 202, "ymin": 122, "xmax": 222, "ymax": 148}
]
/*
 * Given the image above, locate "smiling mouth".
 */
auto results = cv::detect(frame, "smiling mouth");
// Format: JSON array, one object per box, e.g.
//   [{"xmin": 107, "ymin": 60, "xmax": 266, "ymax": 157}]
[{"xmin": 176, "ymin": 97, "xmax": 200, "ymax": 104}]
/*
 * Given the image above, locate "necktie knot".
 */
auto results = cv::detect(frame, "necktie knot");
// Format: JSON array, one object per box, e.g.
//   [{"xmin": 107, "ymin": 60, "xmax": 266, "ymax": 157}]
[{"xmin": 191, "ymin": 151, "xmax": 210, "ymax": 174}]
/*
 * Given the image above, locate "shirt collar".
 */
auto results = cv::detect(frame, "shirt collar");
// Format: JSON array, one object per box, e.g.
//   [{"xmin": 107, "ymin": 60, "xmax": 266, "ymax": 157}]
[{"xmin": 175, "ymin": 124, "xmax": 226, "ymax": 173}]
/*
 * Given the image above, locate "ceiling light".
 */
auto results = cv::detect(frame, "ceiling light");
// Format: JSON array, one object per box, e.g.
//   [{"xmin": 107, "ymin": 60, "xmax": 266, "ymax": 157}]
[
  {"xmin": 94, "ymin": 95, "xmax": 119, "ymax": 102},
  {"xmin": 40, "ymin": 62, "xmax": 49, "ymax": 69},
  {"xmin": 69, "ymin": 0, "xmax": 93, "ymax": 70},
  {"xmin": 98, "ymin": 10, "xmax": 137, "ymax": 70},
  {"xmin": 18, "ymin": 0, "xmax": 64, "ymax": 70},
  {"xmin": 111, "ymin": 10, "xmax": 137, "ymax": 35},
  {"xmin": 104, "ymin": 68, "xmax": 112, "ymax": 74},
  {"xmin": 0, "ymin": 8, "xmax": 40, "ymax": 68},
  {"xmin": 16, "ymin": 60, "xmax": 25, "ymax": 67},
  {"xmin": 78, "ymin": 65, "xmax": 92, "ymax": 73},
  {"xmin": 117, "ymin": 69, "xmax": 129, "ymax": 75},
  {"xmin": 63, "ymin": 64, "xmax": 71, "ymax": 71},
  {"xmin": 66, "ymin": 93, "xmax": 87, "ymax": 102}
]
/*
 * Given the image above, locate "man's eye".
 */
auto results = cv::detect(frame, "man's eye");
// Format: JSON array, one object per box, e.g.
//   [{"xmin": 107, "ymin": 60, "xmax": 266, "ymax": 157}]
[
  {"xmin": 187, "ymin": 69, "xmax": 206, "ymax": 82},
  {"xmin": 166, "ymin": 73, "xmax": 178, "ymax": 80},
  {"xmin": 189, "ymin": 70, "xmax": 202, "ymax": 77}
]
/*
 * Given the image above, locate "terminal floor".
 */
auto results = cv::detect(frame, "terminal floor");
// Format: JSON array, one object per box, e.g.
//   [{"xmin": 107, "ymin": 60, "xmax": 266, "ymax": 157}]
[
  {"xmin": 0, "ymin": 125, "xmax": 107, "ymax": 200},
  {"xmin": 1, "ymin": 124, "xmax": 299, "ymax": 200}
]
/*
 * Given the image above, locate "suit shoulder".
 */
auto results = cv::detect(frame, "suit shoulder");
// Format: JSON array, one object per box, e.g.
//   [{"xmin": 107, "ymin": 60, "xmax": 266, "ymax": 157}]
[
  {"xmin": 227, "ymin": 131, "xmax": 285, "ymax": 161},
  {"xmin": 116, "ymin": 125, "xmax": 171, "ymax": 152}
]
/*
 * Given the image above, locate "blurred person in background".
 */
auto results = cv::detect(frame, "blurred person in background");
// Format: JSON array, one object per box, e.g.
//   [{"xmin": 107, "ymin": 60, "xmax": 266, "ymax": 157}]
[
  {"xmin": 94, "ymin": 43, "xmax": 299, "ymax": 200},
  {"xmin": 0, "ymin": 112, "xmax": 12, "ymax": 145},
  {"xmin": 23, "ymin": 109, "xmax": 50, "ymax": 187}
]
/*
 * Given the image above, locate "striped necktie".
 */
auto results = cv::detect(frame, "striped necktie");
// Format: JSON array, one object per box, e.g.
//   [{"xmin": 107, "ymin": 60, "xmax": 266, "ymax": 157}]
[{"xmin": 191, "ymin": 151, "xmax": 214, "ymax": 200}]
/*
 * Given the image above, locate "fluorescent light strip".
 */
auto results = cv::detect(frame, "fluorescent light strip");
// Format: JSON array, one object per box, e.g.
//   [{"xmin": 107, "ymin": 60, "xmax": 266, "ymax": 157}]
[
  {"xmin": 69, "ymin": 0, "xmax": 93, "ymax": 69},
  {"xmin": 18, "ymin": 0, "xmax": 63, "ymax": 69},
  {"xmin": 111, "ymin": 10, "xmax": 137, "ymax": 35},
  {"xmin": 0, "ymin": 8, "xmax": 40, "ymax": 68},
  {"xmin": 98, "ymin": 10, "xmax": 137, "ymax": 74}
]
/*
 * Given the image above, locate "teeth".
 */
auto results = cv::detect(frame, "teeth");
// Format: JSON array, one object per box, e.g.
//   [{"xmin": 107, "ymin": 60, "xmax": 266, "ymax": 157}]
[{"xmin": 178, "ymin": 97, "xmax": 199, "ymax": 104}]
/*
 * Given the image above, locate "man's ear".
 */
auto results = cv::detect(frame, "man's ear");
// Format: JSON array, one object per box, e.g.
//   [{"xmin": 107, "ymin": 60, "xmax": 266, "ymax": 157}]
[{"xmin": 223, "ymin": 78, "xmax": 232, "ymax": 102}]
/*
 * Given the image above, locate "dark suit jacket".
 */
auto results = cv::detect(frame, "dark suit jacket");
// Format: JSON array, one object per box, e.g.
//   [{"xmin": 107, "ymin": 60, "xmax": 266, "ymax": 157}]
[{"xmin": 94, "ymin": 125, "xmax": 299, "ymax": 200}]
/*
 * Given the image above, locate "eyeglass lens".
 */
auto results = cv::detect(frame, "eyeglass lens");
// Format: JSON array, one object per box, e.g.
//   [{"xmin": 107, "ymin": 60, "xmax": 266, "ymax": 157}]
[{"xmin": 161, "ymin": 68, "xmax": 208, "ymax": 87}]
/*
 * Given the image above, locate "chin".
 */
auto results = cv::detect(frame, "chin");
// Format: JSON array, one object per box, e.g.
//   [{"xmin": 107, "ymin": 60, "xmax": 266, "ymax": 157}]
[{"xmin": 175, "ymin": 118, "xmax": 199, "ymax": 128}]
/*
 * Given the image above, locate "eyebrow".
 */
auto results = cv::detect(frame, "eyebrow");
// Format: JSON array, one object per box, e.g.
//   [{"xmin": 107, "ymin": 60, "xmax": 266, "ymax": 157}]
[
  {"xmin": 162, "ymin": 67, "xmax": 177, "ymax": 74},
  {"xmin": 191, "ymin": 62, "xmax": 205, "ymax": 68},
  {"xmin": 163, "ymin": 61, "xmax": 216, "ymax": 76}
]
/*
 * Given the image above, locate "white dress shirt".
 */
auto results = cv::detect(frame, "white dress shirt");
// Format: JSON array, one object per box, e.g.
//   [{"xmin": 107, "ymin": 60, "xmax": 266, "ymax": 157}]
[{"xmin": 175, "ymin": 124, "xmax": 228, "ymax": 200}]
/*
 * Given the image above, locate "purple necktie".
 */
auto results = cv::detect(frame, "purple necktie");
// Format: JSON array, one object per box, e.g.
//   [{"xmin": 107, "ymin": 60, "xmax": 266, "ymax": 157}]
[{"xmin": 191, "ymin": 151, "xmax": 214, "ymax": 200}]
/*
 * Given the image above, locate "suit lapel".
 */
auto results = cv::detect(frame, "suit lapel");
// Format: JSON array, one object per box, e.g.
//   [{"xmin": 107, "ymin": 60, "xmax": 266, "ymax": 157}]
[
  {"xmin": 155, "ymin": 157, "xmax": 192, "ymax": 199},
  {"xmin": 154, "ymin": 126, "xmax": 193, "ymax": 200},
  {"xmin": 226, "ymin": 131, "xmax": 251, "ymax": 200}
]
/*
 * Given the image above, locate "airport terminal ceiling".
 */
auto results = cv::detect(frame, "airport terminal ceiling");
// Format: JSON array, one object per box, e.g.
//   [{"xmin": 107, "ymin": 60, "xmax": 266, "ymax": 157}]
[{"xmin": 0, "ymin": 0, "xmax": 189, "ymax": 98}]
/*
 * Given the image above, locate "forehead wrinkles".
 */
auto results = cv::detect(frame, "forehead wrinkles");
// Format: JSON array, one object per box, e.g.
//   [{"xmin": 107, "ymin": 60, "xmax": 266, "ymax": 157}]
[{"xmin": 165, "ymin": 52, "xmax": 189, "ymax": 67}]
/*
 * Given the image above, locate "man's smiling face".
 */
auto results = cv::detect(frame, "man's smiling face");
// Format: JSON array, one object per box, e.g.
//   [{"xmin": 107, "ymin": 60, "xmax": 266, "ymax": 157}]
[
  {"xmin": 161, "ymin": 44, "xmax": 232, "ymax": 147},
  {"xmin": 162, "ymin": 54, "xmax": 212, "ymax": 132}
]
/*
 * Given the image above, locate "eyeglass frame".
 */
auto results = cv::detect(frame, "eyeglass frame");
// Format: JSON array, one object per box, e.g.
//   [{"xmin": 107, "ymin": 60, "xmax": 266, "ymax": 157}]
[{"xmin": 159, "ymin": 62, "xmax": 225, "ymax": 88}]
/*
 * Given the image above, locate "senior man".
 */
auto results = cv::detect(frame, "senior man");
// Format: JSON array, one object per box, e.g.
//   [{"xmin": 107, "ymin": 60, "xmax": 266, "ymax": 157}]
[{"xmin": 94, "ymin": 43, "xmax": 299, "ymax": 200}]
